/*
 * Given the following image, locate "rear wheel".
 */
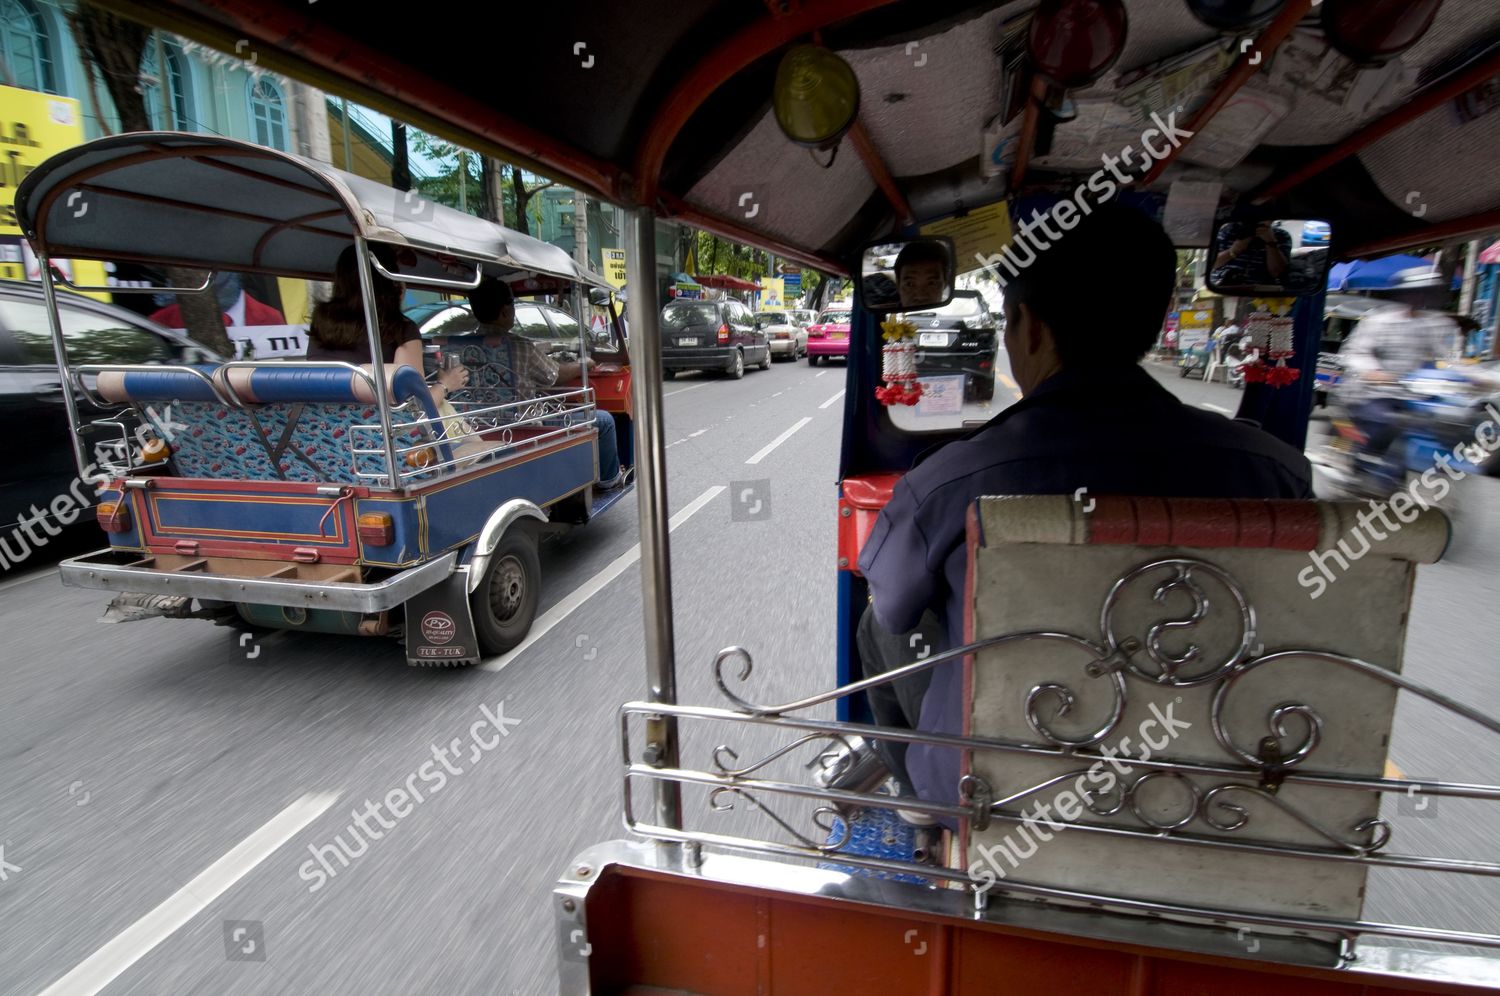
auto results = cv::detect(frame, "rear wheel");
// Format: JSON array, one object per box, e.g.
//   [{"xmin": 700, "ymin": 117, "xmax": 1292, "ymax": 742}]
[
  {"xmin": 809, "ymin": 354, "xmax": 820, "ymax": 366},
  {"xmin": 758, "ymin": 347, "xmax": 772, "ymax": 371},
  {"xmin": 470, "ymin": 528, "xmax": 540, "ymax": 655},
  {"xmin": 728, "ymin": 349, "xmax": 745, "ymax": 379},
  {"xmin": 664, "ymin": 369, "xmax": 677, "ymax": 380}
]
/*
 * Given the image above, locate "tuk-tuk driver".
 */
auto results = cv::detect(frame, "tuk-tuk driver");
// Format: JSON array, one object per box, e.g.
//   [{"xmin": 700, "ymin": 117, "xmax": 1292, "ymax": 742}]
[
  {"xmin": 894, "ymin": 240, "xmax": 952, "ymax": 310},
  {"xmin": 468, "ymin": 277, "xmax": 625, "ymax": 489},
  {"xmin": 855, "ymin": 203, "xmax": 1313, "ymax": 817}
]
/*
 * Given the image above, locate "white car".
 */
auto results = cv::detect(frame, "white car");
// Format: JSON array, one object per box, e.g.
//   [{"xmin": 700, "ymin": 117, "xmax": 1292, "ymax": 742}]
[{"xmin": 755, "ymin": 309, "xmax": 807, "ymax": 360}]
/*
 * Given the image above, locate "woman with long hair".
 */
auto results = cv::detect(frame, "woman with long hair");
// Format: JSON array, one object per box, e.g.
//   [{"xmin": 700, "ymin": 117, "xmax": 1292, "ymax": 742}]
[{"xmin": 306, "ymin": 243, "xmax": 424, "ymax": 369}]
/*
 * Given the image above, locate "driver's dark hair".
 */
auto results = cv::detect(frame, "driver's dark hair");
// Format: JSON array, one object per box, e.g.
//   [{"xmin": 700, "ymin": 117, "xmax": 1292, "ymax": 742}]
[
  {"xmin": 1002, "ymin": 202, "xmax": 1176, "ymax": 368},
  {"xmin": 894, "ymin": 239, "xmax": 952, "ymax": 282},
  {"xmin": 469, "ymin": 276, "xmax": 515, "ymax": 323}
]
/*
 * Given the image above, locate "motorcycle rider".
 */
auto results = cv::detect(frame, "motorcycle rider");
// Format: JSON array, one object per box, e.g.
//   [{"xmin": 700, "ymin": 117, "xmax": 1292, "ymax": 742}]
[{"xmin": 1338, "ymin": 285, "xmax": 1458, "ymax": 488}]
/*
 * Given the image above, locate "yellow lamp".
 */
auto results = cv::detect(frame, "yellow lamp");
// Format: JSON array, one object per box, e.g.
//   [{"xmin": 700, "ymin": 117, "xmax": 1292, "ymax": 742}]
[{"xmin": 773, "ymin": 45, "xmax": 860, "ymax": 149}]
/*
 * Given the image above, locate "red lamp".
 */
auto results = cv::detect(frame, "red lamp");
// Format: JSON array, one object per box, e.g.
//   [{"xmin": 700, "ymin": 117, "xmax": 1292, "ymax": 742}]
[
  {"xmin": 1184, "ymin": 0, "xmax": 1287, "ymax": 32},
  {"xmin": 1027, "ymin": 0, "xmax": 1129, "ymax": 89},
  {"xmin": 1321, "ymin": 0, "xmax": 1444, "ymax": 66}
]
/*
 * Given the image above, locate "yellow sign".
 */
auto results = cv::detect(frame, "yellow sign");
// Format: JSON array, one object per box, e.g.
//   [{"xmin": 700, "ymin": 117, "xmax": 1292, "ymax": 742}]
[
  {"xmin": 920, "ymin": 200, "xmax": 1015, "ymax": 276},
  {"xmin": 1179, "ymin": 309, "xmax": 1214, "ymax": 330},
  {"xmin": 602, "ymin": 248, "xmax": 627, "ymax": 289},
  {"xmin": 759, "ymin": 276, "xmax": 784, "ymax": 308},
  {"xmin": 0, "ymin": 85, "xmax": 108, "ymax": 297}
]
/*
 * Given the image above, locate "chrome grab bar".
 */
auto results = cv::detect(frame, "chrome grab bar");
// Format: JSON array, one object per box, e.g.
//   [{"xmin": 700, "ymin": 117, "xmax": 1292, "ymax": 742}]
[
  {"xmin": 367, "ymin": 244, "xmax": 483, "ymax": 291},
  {"xmin": 48, "ymin": 264, "xmax": 214, "ymax": 295}
]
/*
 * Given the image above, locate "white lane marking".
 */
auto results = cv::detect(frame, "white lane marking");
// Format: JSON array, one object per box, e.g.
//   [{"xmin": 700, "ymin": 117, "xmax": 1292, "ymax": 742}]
[
  {"xmin": 689, "ymin": 429, "xmax": 708, "ymax": 438},
  {"xmin": 772, "ymin": 391, "xmax": 784, "ymax": 398},
  {"xmin": 0, "ymin": 566, "xmax": 55, "ymax": 595},
  {"xmin": 481, "ymin": 486, "xmax": 725, "ymax": 673},
  {"xmin": 665, "ymin": 381, "xmax": 713, "ymax": 397},
  {"xmin": 815, "ymin": 370, "xmax": 828, "ymax": 378},
  {"xmin": 819, "ymin": 389, "xmax": 845, "ymax": 410},
  {"xmin": 1202, "ymin": 403, "xmax": 1233, "ymax": 415},
  {"xmin": 745, "ymin": 417, "xmax": 814, "ymax": 465},
  {"xmin": 665, "ymin": 438, "xmax": 688, "ymax": 448},
  {"xmin": 38, "ymin": 792, "xmax": 339, "ymax": 996}
]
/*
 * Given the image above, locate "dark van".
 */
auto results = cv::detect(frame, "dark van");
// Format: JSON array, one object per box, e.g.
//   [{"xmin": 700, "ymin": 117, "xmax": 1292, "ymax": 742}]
[{"xmin": 660, "ymin": 299, "xmax": 770, "ymax": 380}]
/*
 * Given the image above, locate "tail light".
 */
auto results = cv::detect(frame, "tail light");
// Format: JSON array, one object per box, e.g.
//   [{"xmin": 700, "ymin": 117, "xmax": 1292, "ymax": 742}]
[
  {"xmin": 717, "ymin": 324, "xmax": 730, "ymax": 344},
  {"xmin": 358, "ymin": 512, "xmax": 395, "ymax": 546},
  {"xmin": 809, "ymin": 326, "xmax": 825, "ymax": 338},
  {"xmin": 97, "ymin": 500, "xmax": 131, "ymax": 533}
]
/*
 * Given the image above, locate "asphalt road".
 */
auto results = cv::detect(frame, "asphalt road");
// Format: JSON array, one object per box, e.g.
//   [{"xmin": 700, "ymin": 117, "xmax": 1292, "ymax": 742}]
[{"xmin": 2, "ymin": 352, "xmax": 1498, "ymax": 994}]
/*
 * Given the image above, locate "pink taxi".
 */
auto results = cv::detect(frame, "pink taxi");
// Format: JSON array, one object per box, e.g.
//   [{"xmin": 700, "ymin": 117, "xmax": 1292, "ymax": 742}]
[{"xmin": 805, "ymin": 306, "xmax": 851, "ymax": 366}]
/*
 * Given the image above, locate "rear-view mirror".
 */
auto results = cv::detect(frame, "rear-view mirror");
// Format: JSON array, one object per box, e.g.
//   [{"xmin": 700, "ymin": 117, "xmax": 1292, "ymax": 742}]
[
  {"xmin": 860, "ymin": 236, "xmax": 956, "ymax": 313},
  {"xmin": 1206, "ymin": 219, "xmax": 1332, "ymax": 297}
]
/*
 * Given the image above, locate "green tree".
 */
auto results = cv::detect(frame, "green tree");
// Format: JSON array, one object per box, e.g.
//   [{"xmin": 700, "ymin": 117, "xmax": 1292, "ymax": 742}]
[
  {"xmin": 410, "ymin": 132, "xmax": 490, "ymax": 218},
  {"xmin": 68, "ymin": 5, "xmax": 232, "ymax": 356}
]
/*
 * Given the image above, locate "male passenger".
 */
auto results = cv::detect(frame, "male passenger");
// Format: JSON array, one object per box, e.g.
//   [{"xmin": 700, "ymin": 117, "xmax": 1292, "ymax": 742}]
[
  {"xmin": 467, "ymin": 277, "xmax": 624, "ymax": 489},
  {"xmin": 854, "ymin": 204, "xmax": 1312, "ymax": 811}
]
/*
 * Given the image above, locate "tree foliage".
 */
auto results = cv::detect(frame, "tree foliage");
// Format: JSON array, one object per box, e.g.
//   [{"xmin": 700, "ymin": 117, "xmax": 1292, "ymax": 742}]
[{"xmin": 69, "ymin": 4, "xmax": 232, "ymax": 356}]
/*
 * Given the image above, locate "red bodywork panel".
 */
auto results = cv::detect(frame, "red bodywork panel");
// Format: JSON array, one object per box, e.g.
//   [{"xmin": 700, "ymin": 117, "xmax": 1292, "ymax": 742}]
[
  {"xmin": 583, "ymin": 864, "xmax": 1487, "ymax": 995},
  {"xmin": 561, "ymin": 362, "xmax": 632, "ymax": 417},
  {"xmin": 127, "ymin": 477, "xmax": 364, "ymax": 564},
  {"xmin": 837, "ymin": 472, "xmax": 901, "ymax": 573}
]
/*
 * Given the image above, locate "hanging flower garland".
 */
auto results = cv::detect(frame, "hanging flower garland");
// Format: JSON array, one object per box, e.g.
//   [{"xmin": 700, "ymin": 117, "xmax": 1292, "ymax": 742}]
[
  {"xmin": 1241, "ymin": 299, "xmax": 1300, "ymax": 387},
  {"xmin": 875, "ymin": 317, "xmax": 925, "ymax": 406}
]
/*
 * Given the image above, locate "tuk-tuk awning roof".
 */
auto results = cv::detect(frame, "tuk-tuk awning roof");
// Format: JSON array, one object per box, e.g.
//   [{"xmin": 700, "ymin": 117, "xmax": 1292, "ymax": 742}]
[
  {"xmin": 100, "ymin": 1, "xmax": 1500, "ymax": 269},
  {"xmin": 14, "ymin": 133, "xmax": 610, "ymax": 287},
  {"xmin": 1481, "ymin": 241, "xmax": 1500, "ymax": 266}
]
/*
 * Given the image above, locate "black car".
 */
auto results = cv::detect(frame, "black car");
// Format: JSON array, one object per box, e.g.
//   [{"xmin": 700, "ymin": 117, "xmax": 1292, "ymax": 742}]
[
  {"xmin": 660, "ymin": 298, "xmax": 770, "ymax": 379},
  {"xmin": 0, "ymin": 281, "xmax": 215, "ymax": 548},
  {"xmin": 907, "ymin": 290, "xmax": 1000, "ymax": 400}
]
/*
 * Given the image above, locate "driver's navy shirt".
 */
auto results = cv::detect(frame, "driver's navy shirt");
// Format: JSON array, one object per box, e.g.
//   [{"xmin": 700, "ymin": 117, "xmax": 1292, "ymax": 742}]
[{"xmin": 858, "ymin": 364, "xmax": 1313, "ymax": 806}]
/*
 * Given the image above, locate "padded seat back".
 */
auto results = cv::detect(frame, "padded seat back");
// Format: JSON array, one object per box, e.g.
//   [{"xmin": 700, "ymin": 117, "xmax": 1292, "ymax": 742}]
[
  {"xmin": 98, "ymin": 363, "xmax": 451, "ymax": 485},
  {"xmin": 961, "ymin": 495, "xmax": 1448, "ymax": 923}
]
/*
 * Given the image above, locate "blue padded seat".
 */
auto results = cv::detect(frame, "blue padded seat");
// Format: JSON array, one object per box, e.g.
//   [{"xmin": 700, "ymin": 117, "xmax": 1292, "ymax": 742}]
[{"xmin": 99, "ymin": 363, "xmax": 452, "ymax": 485}]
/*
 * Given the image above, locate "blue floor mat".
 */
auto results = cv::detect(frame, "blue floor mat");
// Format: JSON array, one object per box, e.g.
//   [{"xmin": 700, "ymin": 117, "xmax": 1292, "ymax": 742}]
[{"xmin": 819, "ymin": 805, "xmax": 936, "ymax": 884}]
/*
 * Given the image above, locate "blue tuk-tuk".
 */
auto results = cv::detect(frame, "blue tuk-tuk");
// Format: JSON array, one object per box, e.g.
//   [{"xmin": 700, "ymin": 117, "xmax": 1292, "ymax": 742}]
[{"xmin": 16, "ymin": 134, "xmax": 633, "ymax": 665}]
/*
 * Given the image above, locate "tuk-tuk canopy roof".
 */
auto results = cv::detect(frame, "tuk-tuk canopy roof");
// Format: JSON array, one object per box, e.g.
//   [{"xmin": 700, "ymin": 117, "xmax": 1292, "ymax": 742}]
[
  {"xmin": 86, "ymin": 1, "xmax": 1500, "ymax": 270},
  {"xmin": 14, "ymin": 133, "xmax": 610, "ymax": 287}
]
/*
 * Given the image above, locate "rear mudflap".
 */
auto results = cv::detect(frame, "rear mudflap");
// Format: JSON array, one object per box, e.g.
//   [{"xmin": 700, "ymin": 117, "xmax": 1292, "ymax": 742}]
[{"xmin": 404, "ymin": 569, "xmax": 481, "ymax": 667}]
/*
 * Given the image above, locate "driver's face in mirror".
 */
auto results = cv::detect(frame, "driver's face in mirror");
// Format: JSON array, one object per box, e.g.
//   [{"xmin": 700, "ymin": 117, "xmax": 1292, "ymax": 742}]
[{"xmin": 893, "ymin": 242, "xmax": 953, "ymax": 309}]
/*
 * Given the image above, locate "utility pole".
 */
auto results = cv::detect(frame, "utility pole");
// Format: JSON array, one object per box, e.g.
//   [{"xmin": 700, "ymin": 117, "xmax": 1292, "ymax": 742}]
[{"xmin": 390, "ymin": 120, "xmax": 410, "ymax": 191}]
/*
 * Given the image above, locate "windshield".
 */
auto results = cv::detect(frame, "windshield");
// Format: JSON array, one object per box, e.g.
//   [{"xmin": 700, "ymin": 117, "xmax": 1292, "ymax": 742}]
[
  {"xmin": 511, "ymin": 304, "xmax": 555, "ymax": 340},
  {"xmin": 817, "ymin": 311, "xmax": 850, "ymax": 325},
  {"xmin": 756, "ymin": 312, "xmax": 789, "ymax": 324},
  {"xmin": 906, "ymin": 293, "xmax": 986, "ymax": 320},
  {"xmin": 662, "ymin": 304, "xmax": 719, "ymax": 328}
]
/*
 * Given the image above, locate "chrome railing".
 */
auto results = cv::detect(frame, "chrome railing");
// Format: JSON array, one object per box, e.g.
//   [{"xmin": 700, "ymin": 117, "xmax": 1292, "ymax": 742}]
[
  {"xmin": 349, "ymin": 388, "xmax": 599, "ymax": 484},
  {"xmin": 620, "ymin": 556, "xmax": 1500, "ymax": 964}
]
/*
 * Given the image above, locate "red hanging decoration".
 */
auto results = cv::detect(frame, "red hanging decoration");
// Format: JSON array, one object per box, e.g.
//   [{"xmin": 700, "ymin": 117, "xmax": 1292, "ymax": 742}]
[
  {"xmin": 876, "ymin": 319, "xmax": 925, "ymax": 406},
  {"xmin": 1241, "ymin": 307, "xmax": 1300, "ymax": 388}
]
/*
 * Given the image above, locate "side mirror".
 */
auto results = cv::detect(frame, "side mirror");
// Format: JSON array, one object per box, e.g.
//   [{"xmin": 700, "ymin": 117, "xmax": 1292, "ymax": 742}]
[
  {"xmin": 1206, "ymin": 218, "xmax": 1333, "ymax": 297},
  {"xmin": 860, "ymin": 236, "xmax": 956, "ymax": 313}
]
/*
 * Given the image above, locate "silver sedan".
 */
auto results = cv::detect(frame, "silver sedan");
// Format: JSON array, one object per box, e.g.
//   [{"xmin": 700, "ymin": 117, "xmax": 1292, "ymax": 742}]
[{"xmin": 756, "ymin": 310, "xmax": 807, "ymax": 360}]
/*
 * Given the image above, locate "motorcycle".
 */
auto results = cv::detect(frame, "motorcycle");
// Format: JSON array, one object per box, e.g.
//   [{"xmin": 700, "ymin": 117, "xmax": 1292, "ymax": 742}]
[{"xmin": 1313, "ymin": 367, "xmax": 1500, "ymax": 553}]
